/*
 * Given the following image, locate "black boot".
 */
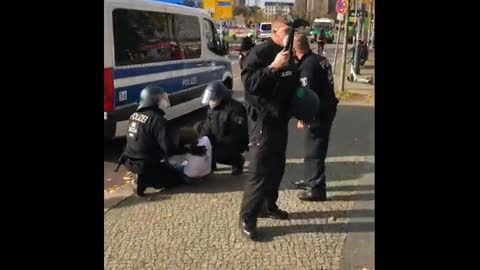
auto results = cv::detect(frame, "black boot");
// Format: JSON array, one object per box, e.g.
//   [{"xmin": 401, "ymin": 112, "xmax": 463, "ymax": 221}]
[
  {"xmin": 259, "ymin": 207, "xmax": 289, "ymax": 220},
  {"xmin": 131, "ymin": 178, "xmax": 146, "ymax": 197},
  {"xmin": 239, "ymin": 218, "xmax": 257, "ymax": 240},
  {"xmin": 293, "ymin": 180, "xmax": 309, "ymax": 189},
  {"xmin": 211, "ymin": 162, "xmax": 217, "ymax": 172},
  {"xmin": 231, "ymin": 156, "xmax": 245, "ymax": 175},
  {"xmin": 298, "ymin": 188, "xmax": 327, "ymax": 202}
]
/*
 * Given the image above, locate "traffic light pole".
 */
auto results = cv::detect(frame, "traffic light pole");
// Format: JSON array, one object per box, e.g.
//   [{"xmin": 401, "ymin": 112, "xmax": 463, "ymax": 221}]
[
  {"xmin": 353, "ymin": 1, "xmax": 362, "ymax": 75},
  {"xmin": 339, "ymin": 3, "xmax": 350, "ymax": 92},
  {"xmin": 332, "ymin": 17, "xmax": 343, "ymax": 74}
]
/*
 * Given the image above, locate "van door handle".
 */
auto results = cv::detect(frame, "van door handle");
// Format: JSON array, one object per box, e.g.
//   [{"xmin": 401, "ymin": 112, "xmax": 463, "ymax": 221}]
[
  {"xmin": 202, "ymin": 60, "xmax": 213, "ymax": 66},
  {"xmin": 196, "ymin": 61, "xmax": 212, "ymax": 67}
]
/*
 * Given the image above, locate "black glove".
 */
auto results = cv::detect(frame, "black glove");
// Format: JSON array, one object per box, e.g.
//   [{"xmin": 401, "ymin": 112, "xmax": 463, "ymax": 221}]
[{"xmin": 189, "ymin": 145, "xmax": 207, "ymax": 156}]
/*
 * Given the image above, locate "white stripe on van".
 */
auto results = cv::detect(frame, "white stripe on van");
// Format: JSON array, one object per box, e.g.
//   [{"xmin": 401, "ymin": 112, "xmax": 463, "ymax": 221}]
[{"xmin": 114, "ymin": 66, "xmax": 224, "ymax": 88}]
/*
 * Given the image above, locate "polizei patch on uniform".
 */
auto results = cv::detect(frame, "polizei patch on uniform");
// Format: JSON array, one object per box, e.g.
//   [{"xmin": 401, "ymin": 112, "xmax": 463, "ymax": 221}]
[
  {"xmin": 319, "ymin": 58, "xmax": 334, "ymax": 86},
  {"xmin": 280, "ymin": 70, "xmax": 293, "ymax": 77},
  {"xmin": 128, "ymin": 121, "xmax": 138, "ymax": 137},
  {"xmin": 300, "ymin": 77, "xmax": 308, "ymax": 87},
  {"xmin": 130, "ymin": 113, "xmax": 149, "ymax": 123},
  {"xmin": 128, "ymin": 122, "xmax": 137, "ymax": 133}
]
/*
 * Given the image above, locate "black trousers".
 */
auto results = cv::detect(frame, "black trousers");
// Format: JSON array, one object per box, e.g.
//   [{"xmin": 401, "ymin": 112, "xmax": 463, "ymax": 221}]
[
  {"xmin": 317, "ymin": 40, "xmax": 325, "ymax": 54},
  {"xmin": 240, "ymin": 119, "xmax": 289, "ymax": 220},
  {"xmin": 125, "ymin": 158, "xmax": 185, "ymax": 190},
  {"xmin": 303, "ymin": 110, "xmax": 336, "ymax": 193},
  {"xmin": 212, "ymin": 144, "xmax": 244, "ymax": 169}
]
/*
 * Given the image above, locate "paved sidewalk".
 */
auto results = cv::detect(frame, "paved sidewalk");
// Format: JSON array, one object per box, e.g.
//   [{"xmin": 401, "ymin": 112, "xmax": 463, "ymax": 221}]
[
  {"xmin": 333, "ymin": 48, "xmax": 375, "ymax": 94},
  {"xmin": 105, "ymin": 155, "xmax": 374, "ymax": 270}
]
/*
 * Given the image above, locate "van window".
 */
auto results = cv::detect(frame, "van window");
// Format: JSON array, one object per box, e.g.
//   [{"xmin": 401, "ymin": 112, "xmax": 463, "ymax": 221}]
[
  {"xmin": 203, "ymin": 19, "xmax": 214, "ymax": 44},
  {"xmin": 203, "ymin": 19, "xmax": 222, "ymax": 55},
  {"xmin": 260, "ymin": 24, "xmax": 271, "ymax": 31},
  {"xmin": 112, "ymin": 9, "xmax": 201, "ymax": 66},
  {"xmin": 173, "ymin": 14, "xmax": 202, "ymax": 60}
]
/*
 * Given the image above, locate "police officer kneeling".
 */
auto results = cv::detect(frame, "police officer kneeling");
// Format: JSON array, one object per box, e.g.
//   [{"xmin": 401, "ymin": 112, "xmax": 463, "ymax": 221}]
[
  {"xmin": 121, "ymin": 85, "xmax": 207, "ymax": 196},
  {"xmin": 198, "ymin": 82, "xmax": 248, "ymax": 175}
]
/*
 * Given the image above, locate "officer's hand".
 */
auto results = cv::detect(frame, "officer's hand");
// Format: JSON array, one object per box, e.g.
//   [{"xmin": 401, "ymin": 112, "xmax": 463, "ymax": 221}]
[
  {"xmin": 297, "ymin": 121, "xmax": 305, "ymax": 130},
  {"xmin": 189, "ymin": 145, "xmax": 207, "ymax": 156},
  {"xmin": 270, "ymin": 50, "xmax": 289, "ymax": 70}
]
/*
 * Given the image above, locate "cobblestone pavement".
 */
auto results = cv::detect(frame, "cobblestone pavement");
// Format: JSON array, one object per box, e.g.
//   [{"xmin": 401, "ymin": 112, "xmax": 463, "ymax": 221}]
[
  {"xmin": 105, "ymin": 157, "xmax": 374, "ymax": 270},
  {"xmin": 105, "ymin": 103, "xmax": 374, "ymax": 270}
]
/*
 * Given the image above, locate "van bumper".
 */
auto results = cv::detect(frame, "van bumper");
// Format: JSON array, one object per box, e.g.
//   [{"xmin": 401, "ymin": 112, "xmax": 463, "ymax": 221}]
[{"xmin": 104, "ymin": 104, "xmax": 138, "ymax": 141}]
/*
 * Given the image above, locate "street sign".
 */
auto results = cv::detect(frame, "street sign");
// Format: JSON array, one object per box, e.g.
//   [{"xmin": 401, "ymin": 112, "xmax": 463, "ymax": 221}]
[
  {"xmin": 336, "ymin": 0, "xmax": 347, "ymax": 15},
  {"xmin": 337, "ymin": 13, "xmax": 344, "ymax": 21},
  {"xmin": 203, "ymin": 0, "xmax": 232, "ymax": 20},
  {"xmin": 216, "ymin": 1, "xmax": 232, "ymax": 20},
  {"xmin": 218, "ymin": 1, "xmax": 230, "ymax": 6}
]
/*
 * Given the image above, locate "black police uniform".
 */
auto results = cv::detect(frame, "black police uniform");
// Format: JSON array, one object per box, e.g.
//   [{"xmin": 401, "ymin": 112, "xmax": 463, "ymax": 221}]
[
  {"xmin": 123, "ymin": 106, "xmax": 186, "ymax": 195},
  {"xmin": 239, "ymin": 38, "xmax": 299, "ymax": 224},
  {"xmin": 317, "ymin": 28, "xmax": 326, "ymax": 54},
  {"xmin": 200, "ymin": 97, "xmax": 248, "ymax": 174},
  {"xmin": 240, "ymin": 36, "xmax": 254, "ymax": 52},
  {"xmin": 297, "ymin": 51, "xmax": 338, "ymax": 199}
]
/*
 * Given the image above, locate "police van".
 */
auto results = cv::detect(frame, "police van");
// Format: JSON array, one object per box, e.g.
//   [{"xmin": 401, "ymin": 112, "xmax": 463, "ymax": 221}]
[
  {"xmin": 104, "ymin": 0, "xmax": 233, "ymax": 140},
  {"xmin": 257, "ymin": 22, "xmax": 272, "ymax": 41}
]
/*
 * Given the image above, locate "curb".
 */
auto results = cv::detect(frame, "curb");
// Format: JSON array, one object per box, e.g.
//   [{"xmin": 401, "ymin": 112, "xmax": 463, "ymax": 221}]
[{"xmin": 104, "ymin": 184, "xmax": 134, "ymax": 213}]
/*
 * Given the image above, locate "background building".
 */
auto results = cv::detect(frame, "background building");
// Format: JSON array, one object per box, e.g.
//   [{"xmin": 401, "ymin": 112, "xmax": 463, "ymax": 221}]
[
  {"xmin": 234, "ymin": 0, "xmax": 246, "ymax": 7},
  {"xmin": 263, "ymin": 0, "xmax": 294, "ymax": 20},
  {"xmin": 294, "ymin": 0, "xmax": 337, "ymax": 21}
]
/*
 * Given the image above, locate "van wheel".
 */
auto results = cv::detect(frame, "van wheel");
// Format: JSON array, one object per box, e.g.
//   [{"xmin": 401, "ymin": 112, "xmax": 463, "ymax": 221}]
[{"xmin": 223, "ymin": 78, "xmax": 233, "ymax": 90}]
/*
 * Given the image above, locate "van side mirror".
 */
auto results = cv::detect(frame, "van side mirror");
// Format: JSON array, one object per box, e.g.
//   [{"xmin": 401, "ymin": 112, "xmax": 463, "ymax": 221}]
[
  {"xmin": 209, "ymin": 38, "xmax": 229, "ymax": 56},
  {"xmin": 207, "ymin": 40, "xmax": 216, "ymax": 51}
]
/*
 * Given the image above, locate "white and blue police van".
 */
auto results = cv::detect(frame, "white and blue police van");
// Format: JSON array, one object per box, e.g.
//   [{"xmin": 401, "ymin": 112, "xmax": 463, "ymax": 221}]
[{"xmin": 104, "ymin": 0, "xmax": 232, "ymax": 140}]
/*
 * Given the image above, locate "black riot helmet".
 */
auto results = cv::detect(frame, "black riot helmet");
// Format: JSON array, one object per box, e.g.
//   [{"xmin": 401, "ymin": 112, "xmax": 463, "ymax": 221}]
[
  {"xmin": 137, "ymin": 85, "xmax": 170, "ymax": 111},
  {"xmin": 289, "ymin": 86, "xmax": 320, "ymax": 123},
  {"xmin": 201, "ymin": 82, "xmax": 233, "ymax": 108}
]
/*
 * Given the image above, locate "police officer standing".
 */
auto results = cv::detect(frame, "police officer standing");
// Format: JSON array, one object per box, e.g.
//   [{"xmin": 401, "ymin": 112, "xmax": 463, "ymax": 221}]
[
  {"xmin": 317, "ymin": 27, "xmax": 326, "ymax": 55},
  {"xmin": 293, "ymin": 34, "xmax": 338, "ymax": 201},
  {"xmin": 198, "ymin": 82, "xmax": 248, "ymax": 175},
  {"xmin": 240, "ymin": 33, "xmax": 255, "ymax": 54},
  {"xmin": 121, "ymin": 85, "xmax": 206, "ymax": 196},
  {"xmin": 238, "ymin": 17, "xmax": 299, "ymax": 240}
]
